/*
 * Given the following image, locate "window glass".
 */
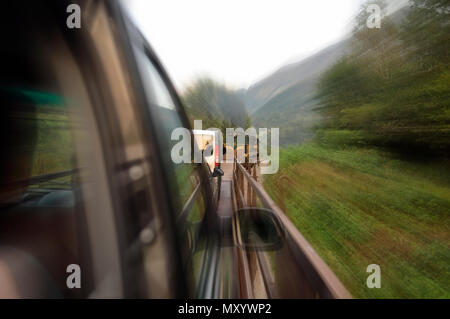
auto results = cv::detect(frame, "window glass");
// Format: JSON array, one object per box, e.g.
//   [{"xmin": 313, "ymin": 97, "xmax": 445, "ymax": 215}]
[
  {"xmin": 134, "ymin": 48, "xmax": 207, "ymax": 294},
  {"xmin": 0, "ymin": 84, "xmax": 82, "ymax": 298},
  {"xmin": 134, "ymin": 48, "xmax": 205, "ymax": 217},
  {"xmin": 0, "ymin": 22, "xmax": 97, "ymax": 298}
]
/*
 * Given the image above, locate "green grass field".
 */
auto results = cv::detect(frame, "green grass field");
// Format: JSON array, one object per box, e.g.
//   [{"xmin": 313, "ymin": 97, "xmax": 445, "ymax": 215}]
[{"xmin": 264, "ymin": 143, "xmax": 450, "ymax": 298}]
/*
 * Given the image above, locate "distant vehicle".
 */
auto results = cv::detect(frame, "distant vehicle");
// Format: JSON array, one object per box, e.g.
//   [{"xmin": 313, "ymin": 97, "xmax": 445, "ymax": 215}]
[
  {"xmin": 0, "ymin": 0, "xmax": 281, "ymax": 299},
  {"xmin": 193, "ymin": 129, "xmax": 223, "ymax": 204},
  {"xmin": 193, "ymin": 129, "xmax": 220, "ymax": 172}
]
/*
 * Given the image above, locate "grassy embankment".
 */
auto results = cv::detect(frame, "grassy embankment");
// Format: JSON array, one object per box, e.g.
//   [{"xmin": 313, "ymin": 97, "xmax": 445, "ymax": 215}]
[{"xmin": 264, "ymin": 142, "xmax": 450, "ymax": 298}]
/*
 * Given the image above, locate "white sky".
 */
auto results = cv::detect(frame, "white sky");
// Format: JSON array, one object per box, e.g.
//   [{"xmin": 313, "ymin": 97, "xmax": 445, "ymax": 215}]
[{"xmin": 123, "ymin": 0, "xmax": 406, "ymax": 91}]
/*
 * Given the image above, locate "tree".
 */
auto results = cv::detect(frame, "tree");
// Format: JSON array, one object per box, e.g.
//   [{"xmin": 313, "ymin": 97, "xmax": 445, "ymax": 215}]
[
  {"xmin": 315, "ymin": 0, "xmax": 450, "ymax": 154},
  {"xmin": 352, "ymin": 0, "xmax": 403, "ymax": 80},
  {"xmin": 182, "ymin": 77, "xmax": 249, "ymax": 133},
  {"xmin": 401, "ymin": 0, "xmax": 450, "ymax": 71}
]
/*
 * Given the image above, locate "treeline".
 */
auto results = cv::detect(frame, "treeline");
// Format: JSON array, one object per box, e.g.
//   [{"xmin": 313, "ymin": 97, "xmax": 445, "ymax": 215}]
[
  {"xmin": 181, "ymin": 77, "xmax": 250, "ymax": 132},
  {"xmin": 316, "ymin": 0, "xmax": 449, "ymax": 155}
]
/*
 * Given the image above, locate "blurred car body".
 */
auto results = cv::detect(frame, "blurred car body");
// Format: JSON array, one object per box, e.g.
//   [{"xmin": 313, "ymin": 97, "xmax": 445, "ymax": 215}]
[{"xmin": 0, "ymin": 0, "xmax": 237, "ymax": 298}]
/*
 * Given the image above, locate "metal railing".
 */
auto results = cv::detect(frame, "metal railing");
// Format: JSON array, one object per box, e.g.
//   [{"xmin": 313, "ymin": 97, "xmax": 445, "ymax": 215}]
[{"xmin": 232, "ymin": 160, "xmax": 352, "ymax": 299}]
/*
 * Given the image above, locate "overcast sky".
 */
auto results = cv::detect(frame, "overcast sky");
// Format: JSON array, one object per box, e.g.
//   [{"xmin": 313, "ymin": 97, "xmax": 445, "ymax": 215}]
[{"xmin": 124, "ymin": 0, "xmax": 407, "ymax": 91}]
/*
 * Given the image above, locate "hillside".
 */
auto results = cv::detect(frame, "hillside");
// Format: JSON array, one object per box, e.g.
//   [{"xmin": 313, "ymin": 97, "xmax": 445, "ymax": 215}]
[
  {"xmin": 246, "ymin": 38, "xmax": 351, "ymax": 146},
  {"xmin": 247, "ymin": 6, "xmax": 410, "ymax": 146},
  {"xmin": 182, "ymin": 77, "xmax": 249, "ymax": 131},
  {"xmin": 244, "ymin": 39, "xmax": 350, "ymax": 116}
]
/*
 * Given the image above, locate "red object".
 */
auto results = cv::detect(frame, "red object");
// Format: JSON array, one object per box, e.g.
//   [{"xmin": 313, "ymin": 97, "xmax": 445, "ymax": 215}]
[{"xmin": 215, "ymin": 144, "xmax": 220, "ymax": 167}]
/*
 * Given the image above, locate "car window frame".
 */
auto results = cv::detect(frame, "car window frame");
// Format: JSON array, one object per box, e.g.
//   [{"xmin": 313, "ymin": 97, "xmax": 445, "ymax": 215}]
[{"xmin": 112, "ymin": 2, "xmax": 222, "ymax": 297}]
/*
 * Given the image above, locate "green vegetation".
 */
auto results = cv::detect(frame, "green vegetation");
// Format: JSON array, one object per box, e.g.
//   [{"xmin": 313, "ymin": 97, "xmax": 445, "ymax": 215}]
[
  {"xmin": 253, "ymin": 82, "xmax": 320, "ymax": 145},
  {"xmin": 317, "ymin": 0, "xmax": 450, "ymax": 153},
  {"xmin": 182, "ymin": 77, "xmax": 249, "ymax": 133},
  {"xmin": 262, "ymin": 0, "xmax": 450, "ymax": 298},
  {"xmin": 1, "ymin": 87, "xmax": 75, "ymax": 189},
  {"xmin": 264, "ymin": 143, "xmax": 450, "ymax": 298},
  {"xmin": 32, "ymin": 108, "xmax": 73, "ymax": 177}
]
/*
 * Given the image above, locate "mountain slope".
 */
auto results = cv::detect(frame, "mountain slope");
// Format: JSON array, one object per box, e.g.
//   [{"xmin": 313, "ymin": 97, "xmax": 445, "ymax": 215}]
[
  {"xmin": 248, "ymin": 38, "xmax": 351, "ymax": 146},
  {"xmin": 247, "ymin": 6, "xmax": 410, "ymax": 147},
  {"xmin": 245, "ymin": 38, "xmax": 351, "ymax": 116}
]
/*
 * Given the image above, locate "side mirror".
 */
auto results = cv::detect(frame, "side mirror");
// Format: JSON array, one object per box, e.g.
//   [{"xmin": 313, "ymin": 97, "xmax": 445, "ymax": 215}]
[
  {"xmin": 234, "ymin": 208, "xmax": 285, "ymax": 251},
  {"xmin": 212, "ymin": 167, "xmax": 224, "ymax": 177}
]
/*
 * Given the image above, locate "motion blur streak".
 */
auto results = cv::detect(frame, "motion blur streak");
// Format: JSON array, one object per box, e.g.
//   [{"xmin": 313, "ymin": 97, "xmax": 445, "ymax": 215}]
[{"xmin": 0, "ymin": 0, "xmax": 449, "ymax": 300}]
